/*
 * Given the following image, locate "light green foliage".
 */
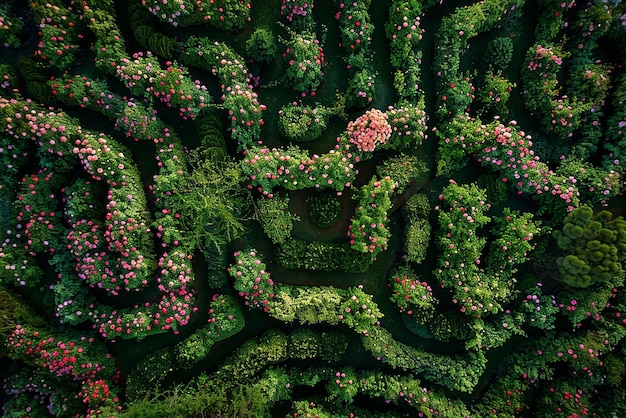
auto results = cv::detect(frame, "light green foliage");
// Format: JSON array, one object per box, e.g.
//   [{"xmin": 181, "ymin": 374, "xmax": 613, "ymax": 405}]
[
  {"xmin": 246, "ymin": 28, "xmax": 277, "ymax": 63},
  {"xmin": 278, "ymin": 102, "xmax": 333, "ymax": 142},
  {"xmin": 362, "ymin": 326, "xmax": 486, "ymax": 393},
  {"xmin": 400, "ymin": 193, "xmax": 432, "ymax": 264},
  {"xmin": 169, "ymin": 151, "xmax": 248, "ymax": 252},
  {"xmin": 553, "ymin": 206, "xmax": 626, "ymax": 287},
  {"xmin": 271, "ymin": 285, "xmax": 383, "ymax": 334},
  {"xmin": 376, "ymin": 156, "xmax": 429, "ymax": 194},
  {"xmin": 175, "ymin": 296, "xmax": 244, "ymax": 368},
  {"xmin": 257, "ymin": 194, "xmax": 299, "ymax": 245}
]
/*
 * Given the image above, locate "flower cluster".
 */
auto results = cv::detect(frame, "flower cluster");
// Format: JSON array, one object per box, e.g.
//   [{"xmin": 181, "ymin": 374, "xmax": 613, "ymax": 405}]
[
  {"xmin": 389, "ymin": 267, "xmax": 436, "ymax": 317},
  {"xmin": 229, "ymin": 249, "xmax": 276, "ymax": 312},
  {"xmin": 242, "ymin": 145, "xmax": 359, "ymax": 194},
  {"xmin": 116, "ymin": 52, "xmax": 208, "ymax": 119},
  {"xmin": 180, "ymin": 38, "xmax": 265, "ymax": 150},
  {"xmin": 348, "ymin": 176, "xmax": 394, "ymax": 256},
  {"xmin": 335, "ymin": 0, "xmax": 374, "ymax": 54},
  {"xmin": 347, "ymin": 109, "xmax": 392, "ymax": 152},
  {"xmin": 384, "ymin": 102, "xmax": 428, "ymax": 150},
  {"xmin": 282, "ymin": 30, "xmax": 325, "ymax": 92},
  {"xmin": 8, "ymin": 324, "xmax": 119, "ymax": 414},
  {"xmin": 30, "ymin": 0, "xmax": 83, "ymax": 69},
  {"xmin": 386, "ymin": 0, "xmax": 423, "ymax": 69},
  {"xmin": 385, "ymin": 0, "xmax": 424, "ymax": 99},
  {"xmin": 281, "ymin": 0, "xmax": 312, "ymax": 22},
  {"xmin": 338, "ymin": 286, "xmax": 384, "ymax": 335},
  {"xmin": 141, "ymin": 0, "xmax": 250, "ymax": 30},
  {"xmin": 438, "ymin": 115, "xmax": 622, "ymax": 212},
  {"xmin": 0, "ymin": 5, "xmax": 24, "ymax": 48}
]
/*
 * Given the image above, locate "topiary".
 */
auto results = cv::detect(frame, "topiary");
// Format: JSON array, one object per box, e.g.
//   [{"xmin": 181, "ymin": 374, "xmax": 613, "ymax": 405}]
[
  {"xmin": 553, "ymin": 205, "xmax": 626, "ymax": 287},
  {"xmin": 246, "ymin": 28, "xmax": 277, "ymax": 63}
]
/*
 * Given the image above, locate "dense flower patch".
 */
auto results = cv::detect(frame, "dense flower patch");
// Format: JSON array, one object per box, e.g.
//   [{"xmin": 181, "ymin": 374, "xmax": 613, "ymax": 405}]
[
  {"xmin": 30, "ymin": 0, "xmax": 84, "ymax": 70},
  {"xmin": 228, "ymin": 249, "xmax": 276, "ymax": 312},
  {"xmin": 281, "ymin": 27, "xmax": 325, "ymax": 92},
  {"xmin": 437, "ymin": 115, "xmax": 622, "ymax": 213},
  {"xmin": 141, "ymin": 0, "xmax": 250, "ymax": 30},
  {"xmin": 180, "ymin": 38, "xmax": 265, "ymax": 150},
  {"xmin": 434, "ymin": 182, "xmax": 540, "ymax": 317},
  {"xmin": 115, "ymin": 51, "xmax": 208, "ymax": 120},
  {"xmin": 389, "ymin": 266, "xmax": 437, "ymax": 318},
  {"xmin": 348, "ymin": 176, "xmax": 394, "ymax": 256},
  {"xmin": 7, "ymin": 324, "xmax": 120, "ymax": 415},
  {"xmin": 346, "ymin": 108, "xmax": 392, "ymax": 152}
]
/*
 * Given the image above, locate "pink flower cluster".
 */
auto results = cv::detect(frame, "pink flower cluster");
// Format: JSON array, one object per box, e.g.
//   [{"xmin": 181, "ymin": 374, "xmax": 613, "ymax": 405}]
[
  {"xmin": 8, "ymin": 325, "xmax": 106, "ymax": 380},
  {"xmin": 528, "ymin": 44, "xmax": 563, "ymax": 71},
  {"xmin": 280, "ymin": 0, "xmax": 312, "ymax": 22},
  {"xmin": 347, "ymin": 109, "xmax": 392, "ymax": 152},
  {"xmin": 229, "ymin": 250, "xmax": 276, "ymax": 312}
]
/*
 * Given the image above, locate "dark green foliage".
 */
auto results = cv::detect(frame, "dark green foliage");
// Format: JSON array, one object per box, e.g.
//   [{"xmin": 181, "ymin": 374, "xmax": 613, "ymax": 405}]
[
  {"xmin": 246, "ymin": 28, "xmax": 277, "ymax": 63},
  {"xmin": 307, "ymin": 192, "xmax": 341, "ymax": 228},
  {"xmin": 277, "ymin": 239, "xmax": 372, "ymax": 273},
  {"xmin": 135, "ymin": 26, "xmax": 177, "ymax": 58},
  {"xmin": 16, "ymin": 57, "xmax": 52, "ymax": 104},
  {"xmin": 553, "ymin": 206, "xmax": 626, "ymax": 287},
  {"xmin": 476, "ymin": 173, "xmax": 508, "ymax": 204},
  {"xmin": 426, "ymin": 310, "xmax": 475, "ymax": 341},
  {"xmin": 400, "ymin": 192, "xmax": 432, "ymax": 264},
  {"xmin": 401, "ymin": 193, "xmax": 430, "ymax": 219},
  {"xmin": 125, "ymin": 348, "xmax": 175, "ymax": 401},
  {"xmin": 485, "ymin": 37, "xmax": 514, "ymax": 70}
]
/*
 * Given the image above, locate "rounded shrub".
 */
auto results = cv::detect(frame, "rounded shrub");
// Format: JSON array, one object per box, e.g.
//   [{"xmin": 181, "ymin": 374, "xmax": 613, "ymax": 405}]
[{"xmin": 246, "ymin": 28, "xmax": 277, "ymax": 63}]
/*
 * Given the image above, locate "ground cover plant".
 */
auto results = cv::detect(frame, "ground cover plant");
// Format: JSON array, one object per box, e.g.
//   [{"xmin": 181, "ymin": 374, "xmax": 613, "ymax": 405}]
[{"xmin": 1, "ymin": 0, "xmax": 625, "ymax": 416}]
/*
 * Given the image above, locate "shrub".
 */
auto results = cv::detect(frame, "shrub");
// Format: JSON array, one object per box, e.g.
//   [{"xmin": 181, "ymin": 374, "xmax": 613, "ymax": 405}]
[
  {"xmin": 345, "ymin": 68, "xmax": 376, "ymax": 109},
  {"xmin": 376, "ymin": 155, "xmax": 429, "ymax": 194},
  {"xmin": 257, "ymin": 194, "xmax": 299, "ymax": 245},
  {"xmin": 346, "ymin": 109, "xmax": 392, "ymax": 152},
  {"xmin": 404, "ymin": 219, "xmax": 431, "ymax": 264},
  {"xmin": 277, "ymin": 239, "xmax": 372, "ymax": 273},
  {"xmin": 281, "ymin": 28, "xmax": 325, "ymax": 92},
  {"xmin": 485, "ymin": 37, "xmax": 514, "ymax": 70},
  {"xmin": 229, "ymin": 249, "xmax": 276, "ymax": 311},
  {"xmin": 0, "ymin": 5, "xmax": 24, "ymax": 48},
  {"xmin": 246, "ymin": 28, "xmax": 277, "ymax": 63},
  {"xmin": 552, "ymin": 206, "xmax": 626, "ymax": 287},
  {"xmin": 388, "ymin": 265, "xmax": 436, "ymax": 318},
  {"xmin": 278, "ymin": 102, "xmax": 333, "ymax": 142}
]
